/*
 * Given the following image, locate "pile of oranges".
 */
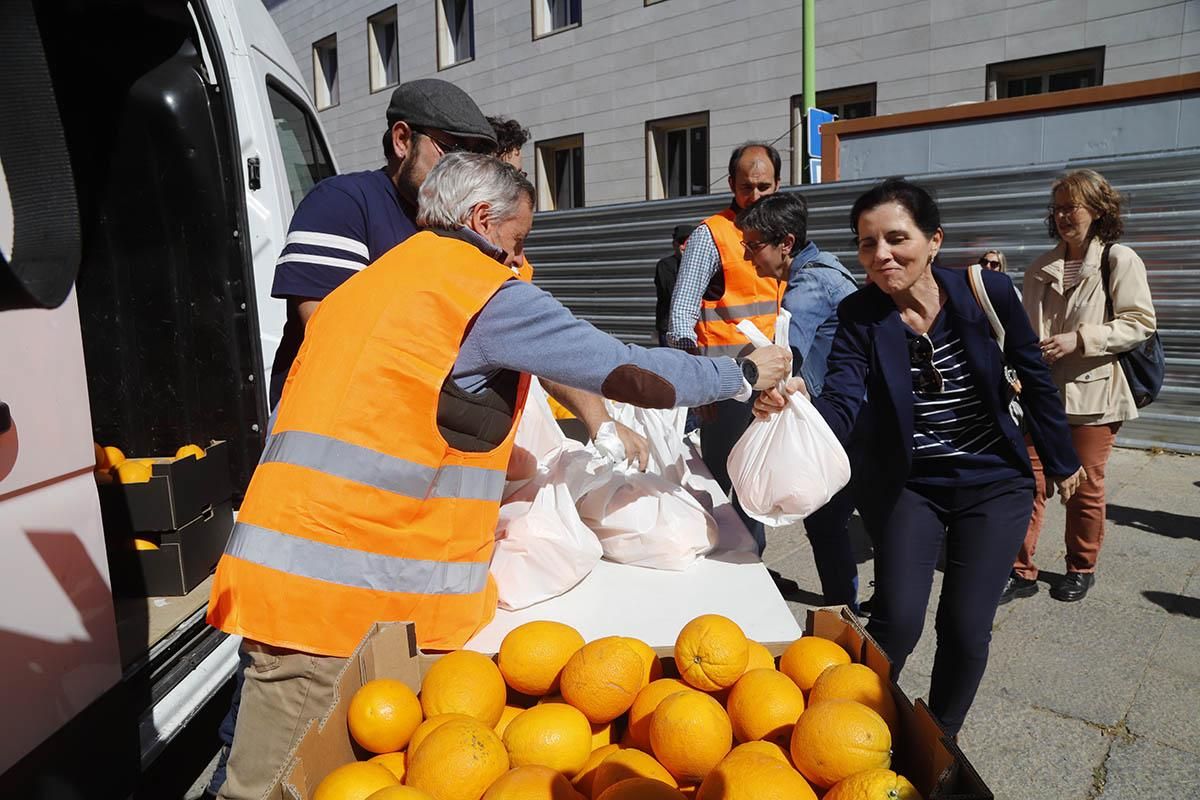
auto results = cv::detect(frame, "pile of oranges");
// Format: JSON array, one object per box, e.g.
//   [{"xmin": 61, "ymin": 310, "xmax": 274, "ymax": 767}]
[
  {"xmin": 93, "ymin": 441, "xmax": 207, "ymax": 485},
  {"xmin": 313, "ymin": 614, "xmax": 922, "ymax": 800}
]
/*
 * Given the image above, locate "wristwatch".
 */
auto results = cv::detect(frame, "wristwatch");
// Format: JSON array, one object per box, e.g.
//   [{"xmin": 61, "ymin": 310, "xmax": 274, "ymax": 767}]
[{"xmin": 737, "ymin": 357, "xmax": 759, "ymax": 387}]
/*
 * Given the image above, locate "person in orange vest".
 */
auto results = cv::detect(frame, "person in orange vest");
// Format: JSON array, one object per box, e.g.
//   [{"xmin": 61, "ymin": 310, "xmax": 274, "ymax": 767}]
[
  {"xmin": 666, "ymin": 143, "xmax": 784, "ymax": 554},
  {"xmin": 489, "ymin": 114, "xmax": 651, "ymax": 469},
  {"xmin": 207, "ymin": 153, "xmax": 791, "ymax": 800}
]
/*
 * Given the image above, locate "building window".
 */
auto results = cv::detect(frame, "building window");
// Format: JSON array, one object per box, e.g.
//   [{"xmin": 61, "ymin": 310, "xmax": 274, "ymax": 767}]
[
  {"xmin": 368, "ymin": 8, "xmax": 399, "ymax": 92},
  {"xmin": 987, "ymin": 48, "xmax": 1104, "ymax": 100},
  {"xmin": 312, "ymin": 34, "xmax": 339, "ymax": 109},
  {"xmin": 437, "ymin": 0, "xmax": 475, "ymax": 68},
  {"xmin": 646, "ymin": 113, "xmax": 709, "ymax": 200},
  {"xmin": 266, "ymin": 81, "xmax": 336, "ymax": 210},
  {"xmin": 790, "ymin": 84, "xmax": 875, "ymax": 183},
  {"xmin": 533, "ymin": 0, "xmax": 581, "ymax": 39},
  {"xmin": 535, "ymin": 135, "xmax": 585, "ymax": 211}
]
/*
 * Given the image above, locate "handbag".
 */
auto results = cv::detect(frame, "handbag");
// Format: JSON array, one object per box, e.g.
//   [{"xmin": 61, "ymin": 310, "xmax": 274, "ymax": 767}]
[
  {"xmin": 1099, "ymin": 243, "xmax": 1165, "ymax": 408},
  {"xmin": 967, "ymin": 264, "xmax": 1024, "ymax": 430}
]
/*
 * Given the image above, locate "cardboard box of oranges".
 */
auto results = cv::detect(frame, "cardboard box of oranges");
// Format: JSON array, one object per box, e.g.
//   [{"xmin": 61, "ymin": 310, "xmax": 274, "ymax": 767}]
[{"xmin": 273, "ymin": 608, "xmax": 991, "ymax": 800}]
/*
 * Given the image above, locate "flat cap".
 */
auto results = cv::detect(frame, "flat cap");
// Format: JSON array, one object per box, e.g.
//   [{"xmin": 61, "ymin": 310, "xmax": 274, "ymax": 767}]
[{"xmin": 386, "ymin": 78, "xmax": 496, "ymax": 146}]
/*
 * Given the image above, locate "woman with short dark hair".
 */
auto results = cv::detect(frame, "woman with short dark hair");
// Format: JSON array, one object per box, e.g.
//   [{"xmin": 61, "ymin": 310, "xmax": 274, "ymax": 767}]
[{"xmin": 755, "ymin": 178, "xmax": 1084, "ymax": 737}]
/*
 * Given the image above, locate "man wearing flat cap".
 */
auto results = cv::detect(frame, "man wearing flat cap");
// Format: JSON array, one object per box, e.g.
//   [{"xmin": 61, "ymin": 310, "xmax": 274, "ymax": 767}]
[{"xmin": 266, "ymin": 78, "xmax": 497, "ymax": 408}]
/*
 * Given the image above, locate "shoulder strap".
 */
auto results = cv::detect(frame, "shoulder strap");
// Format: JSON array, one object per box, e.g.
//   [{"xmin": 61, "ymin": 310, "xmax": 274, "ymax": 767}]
[
  {"xmin": 1099, "ymin": 242, "xmax": 1115, "ymax": 320},
  {"xmin": 967, "ymin": 264, "xmax": 1006, "ymax": 350}
]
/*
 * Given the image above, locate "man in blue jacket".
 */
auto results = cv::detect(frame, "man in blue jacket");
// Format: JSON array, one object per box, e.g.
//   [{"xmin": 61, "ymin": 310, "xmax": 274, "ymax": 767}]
[{"xmin": 737, "ymin": 192, "xmax": 861, "ymax": 612}]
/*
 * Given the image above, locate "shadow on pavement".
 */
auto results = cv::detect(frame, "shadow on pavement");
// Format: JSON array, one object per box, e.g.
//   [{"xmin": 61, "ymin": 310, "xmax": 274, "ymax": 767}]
[
  {"xmin": 1107, "ymin": 504, "xmax": 1200, "ymax": 541},
  {"xmin": 1141, "ymin": 591, "xmax": 1200, "ymax": 619},
  {"xmin": 767, "ymin": 568, "xmax": 827, "ymax": 606}
]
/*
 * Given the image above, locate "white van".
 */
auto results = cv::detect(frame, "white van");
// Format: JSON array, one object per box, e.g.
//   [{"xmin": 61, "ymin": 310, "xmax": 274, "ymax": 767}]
[{"xmin": 0, "ymin": 0, "xmax": 335, "ymax": 794}]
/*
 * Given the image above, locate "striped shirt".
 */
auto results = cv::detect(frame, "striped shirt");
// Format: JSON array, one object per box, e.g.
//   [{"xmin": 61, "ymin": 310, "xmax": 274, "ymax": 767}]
[
  {"xmin": 1062, "ymin": 258, "xmax": 1084, "ymax": 291},
  {"xmin": 908, "ymin": 314, "xmax": 1011, "ymax": 484}
]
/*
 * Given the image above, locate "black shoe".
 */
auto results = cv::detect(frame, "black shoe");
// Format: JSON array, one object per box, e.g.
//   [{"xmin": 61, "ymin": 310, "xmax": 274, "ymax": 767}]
[
  {"xmin": 1050, "ymin": 571, "xmax": 1095, "ymax": 602},
  {"xmin": 998, "ymin": 572, "xmax": 1038, "ymax": 605}
]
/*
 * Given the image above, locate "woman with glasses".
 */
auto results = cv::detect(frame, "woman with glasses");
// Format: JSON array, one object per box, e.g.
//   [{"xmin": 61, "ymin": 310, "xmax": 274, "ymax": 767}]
[
  {"xmin": 978, "ymin": 249, "xmax": 1006, "ymax": 272},
  {"xmin": 754, "ymin": 178, "xmax": 1083, "ymax": 738},
  {"xmin": 1000, "ymin": 169, "xmax": 1156, "ymax": 605}
]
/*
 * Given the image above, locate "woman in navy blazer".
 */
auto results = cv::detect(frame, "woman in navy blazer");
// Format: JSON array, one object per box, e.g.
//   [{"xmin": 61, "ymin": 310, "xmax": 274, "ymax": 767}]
[{"xmin": 757, "ymin": 179, "xmax": 1084, "ymax": 737}]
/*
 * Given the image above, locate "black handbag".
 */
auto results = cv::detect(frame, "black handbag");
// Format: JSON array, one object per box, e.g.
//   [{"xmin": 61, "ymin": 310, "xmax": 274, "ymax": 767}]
[{"xmin": 1099, "ymin": 243, "xmax": 1165, "ymax": 408}]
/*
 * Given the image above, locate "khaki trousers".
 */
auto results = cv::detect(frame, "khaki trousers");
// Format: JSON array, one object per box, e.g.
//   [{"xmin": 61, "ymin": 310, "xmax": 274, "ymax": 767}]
[
  {"xmin": 1015, "ymin": 423, "xmax": 1120, "ymax": 579},
  {"xmin": 216, "ymin": 640, "xmax": 347, "ymax": 800}
]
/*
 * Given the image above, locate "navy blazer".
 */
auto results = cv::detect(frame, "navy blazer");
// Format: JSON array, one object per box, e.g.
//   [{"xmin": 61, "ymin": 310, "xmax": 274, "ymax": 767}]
[{"xmin": 815, "ymin": 266, "xmax": 1081, "ymax": 522}]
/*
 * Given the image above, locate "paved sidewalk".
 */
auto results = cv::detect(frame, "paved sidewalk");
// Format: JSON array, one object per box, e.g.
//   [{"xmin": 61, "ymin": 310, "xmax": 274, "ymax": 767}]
[{"xmin": 763, "ymin": 447, "xmax": 1200, "ymax": 800}]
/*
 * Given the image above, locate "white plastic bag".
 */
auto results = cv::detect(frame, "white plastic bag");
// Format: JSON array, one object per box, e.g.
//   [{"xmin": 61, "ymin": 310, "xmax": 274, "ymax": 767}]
[
  {"xmin": 490, "ymin": 450, "xmax": 603, "ymax": 610},
  {"xmin": 513, "ymin": 377, "xmax": 572, "ymax": 465},
  {"xmin": 727, "ymin": 312, "xmax": 851, "ymax": 526},
  {"xmin": 604, "ymin": 401, "xmax": 691, "ymax": 485},
  {"xmin": 576, "ymin": 463, "xmax": 718, "ymax": 571}
]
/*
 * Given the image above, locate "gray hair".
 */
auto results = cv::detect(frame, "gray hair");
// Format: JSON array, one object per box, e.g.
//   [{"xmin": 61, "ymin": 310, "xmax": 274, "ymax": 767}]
[{"xmin": 415, "ymin": 152, "xmax": 534, "ymax": 229}]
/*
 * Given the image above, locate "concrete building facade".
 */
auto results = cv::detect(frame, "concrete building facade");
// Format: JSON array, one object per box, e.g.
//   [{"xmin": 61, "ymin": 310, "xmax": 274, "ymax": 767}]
[{"xmin": 265, "ymin": 0, "xmax": 1199, "ymax": 206}]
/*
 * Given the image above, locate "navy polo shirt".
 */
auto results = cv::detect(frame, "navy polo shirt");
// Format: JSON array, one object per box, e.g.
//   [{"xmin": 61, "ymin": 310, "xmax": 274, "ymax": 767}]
[{"xmin": 268, "ymin": 168, "xmax": 417, "ymax": 406}]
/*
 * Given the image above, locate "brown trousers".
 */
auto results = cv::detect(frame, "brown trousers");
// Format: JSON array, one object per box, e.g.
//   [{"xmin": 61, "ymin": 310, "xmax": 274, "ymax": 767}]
[
  {"xmin": 1015, "ymin": 423, "xmax": 1120, "ymax": 579},
  {"xmin": 216, "ymin": 640, "xmax": 346, "ymax": 800}
]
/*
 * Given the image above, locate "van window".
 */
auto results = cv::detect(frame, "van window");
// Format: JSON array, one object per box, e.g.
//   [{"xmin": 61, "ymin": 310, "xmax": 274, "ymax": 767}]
[{"xmin": 267, "ymin": 81, "xmax": 335, "ymax": 209}]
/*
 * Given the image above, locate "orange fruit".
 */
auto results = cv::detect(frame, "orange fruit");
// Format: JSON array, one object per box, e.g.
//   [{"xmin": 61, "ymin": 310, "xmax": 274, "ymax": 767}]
[
  {"xmin": 496, "ymin": 705, "xmax": 526, "ymax": 738},
  {"xmin": 648, "ymin": 690, "xmax": 732, "ymax": 784},
  {"xmin": 502, "ymin": 703, "xmax": 593, "ymax": 776},
  {"xmin": 590, "ymin": 722, "xmax": 613, "ymax": 749},
  {"xmin": 559, "ymin": 638, "xmax": 644, "ymax": 724},
  {"xmin": 696, "ymin": 753, "xmax": 817, "ymax": 800},
  {"xmin": 824, "ymin": 768, "xmax": 922, "ymax": 800},
  {"xmin": 368, "ymin": 788, "xmax": 436, "ymax": 800},
  {"xmin": 778, "ymin": 638, "xmax": 851, "ymax": 693},
  {"xmin": 98, "ymin": 445, "xmax": 126, "ymax": 470},
  {"xmin": 674, "ymin": 615, "xmax": 748, "ymax": 692},
  {"xmin": 596, "ymin": 778, "xmax": 687, "ymax": 800},
  {"xmin": 789, "ymin": 700, "xmax": 891, "ymax": 788},
  {"xmin": 421, "ymin": 651, "xmax": 507, "ymax": 727},
  {"xmin": 369, "ymin": 751, "xmax": 408, "ymax": 782},
  {"xmin": 591, "ymin": 749, "xmax": 678, "ymax": 796},
  {"xmin": 626, "ymin": 679, "xmax": 689, "ymax": 751},
  {"xmin": 808, "ymin": 663, "xmax": 898, "ymax": 730},
  {"xmin": 175, "ymin": 443, "xmax": 206, "ymax": 460},
  {"xmin": 133, "ymin": 537, "xmax": 160, "ymax": 551},
  {"xmin": 619, "ymin": 637, "xmax": 664, "ymax": 687},
  {"xmin": 409, "ymin": 713, "xmax": 474, "ymax": 756},
  {"xmin": 406, "ymin": 718, "xmax": 510, "ymax": 800},
  {"xmin": 726, "ymin": 669, "xmax": 805, "ymax": 745},
  {"xmin": 571, "ymin": 744, "xmax": 620, "ymax": 797},
  {"xmin": 116, "ymin": 460, "xmax": 153, "ymax": 484},
  {"xmin": 313, "ymin": 762, "xmax": 398, "ymax": 800},
  {"xmin": 350, "ymin": 679, "xmax": 423, "ymax": 754},
  {"xmin": 744, "ymin": 641, "xmax": 776, "ymax": 672},
  {"xmin": 481, "ymin": 764, "xmax": 582, "ymax": 799},
  {"xmin": 498, "ymin": 622, "xmax": 586, "ymax": 696},
  {"xmin": 723, "ymin": 741, "xmax": 790, "ymax": 766}
]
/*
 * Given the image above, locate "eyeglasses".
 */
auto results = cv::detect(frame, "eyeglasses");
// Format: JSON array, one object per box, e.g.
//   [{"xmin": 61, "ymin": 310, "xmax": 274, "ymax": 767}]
[
  {"xmin": 740, "ymin": 239, "xmax": 771, "ymax": 254},
  {"xmin": 1048, "ymin": 204, "xmax": 1085, "ymax": 218},
  {"xmin": 415, "ymin": 127, "xmax": 480, "ymax": 156},
  {"xmin": 979, "ymin": 257, "xmax": 1002, "ymax": 269},
  {"xmin": 909, "ymin": 334, "xmax": 944, "ymax": 394}
]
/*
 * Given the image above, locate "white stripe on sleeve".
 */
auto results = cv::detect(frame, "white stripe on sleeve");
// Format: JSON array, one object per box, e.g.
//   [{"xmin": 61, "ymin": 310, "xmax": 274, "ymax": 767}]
[
  {"xmin": 275, "ymin": 253, "xmax": 368, "ymax": 272},
  {"xmin": 283, "ymin": 231, "xmax": 371, "ymax": 260}
]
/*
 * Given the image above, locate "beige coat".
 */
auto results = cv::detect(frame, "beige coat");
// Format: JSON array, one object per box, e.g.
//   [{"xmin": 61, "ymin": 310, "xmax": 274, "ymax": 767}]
[{"xmin": 1022, "ymin": 238, "xmax": 1156, "ymax": 425}]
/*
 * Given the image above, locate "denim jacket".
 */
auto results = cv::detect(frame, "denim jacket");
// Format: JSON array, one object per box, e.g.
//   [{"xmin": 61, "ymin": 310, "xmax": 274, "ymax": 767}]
[{"xmin": 784, "ymin": 241, "xmax": 857, "ymax": 396}]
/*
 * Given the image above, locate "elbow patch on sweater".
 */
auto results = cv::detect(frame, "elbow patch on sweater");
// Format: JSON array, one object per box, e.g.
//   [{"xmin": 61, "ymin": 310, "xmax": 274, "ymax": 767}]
[{"xmin": 601, "ymin": 365, "xmax": 676, "ymax": 409}]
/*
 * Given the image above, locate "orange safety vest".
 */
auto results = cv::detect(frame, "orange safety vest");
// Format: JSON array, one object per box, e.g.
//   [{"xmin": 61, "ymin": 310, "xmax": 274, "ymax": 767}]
[
  {"xmin": 517, "ymin": 257, "xmax": 534, "ymax": 282},
  {"xmin": 693, "ymin": 209, "xmax": 783, "ymax": 357},
  {"xmin": 207, "ymin": 231, "xmax": 529, "ymax": 656}
]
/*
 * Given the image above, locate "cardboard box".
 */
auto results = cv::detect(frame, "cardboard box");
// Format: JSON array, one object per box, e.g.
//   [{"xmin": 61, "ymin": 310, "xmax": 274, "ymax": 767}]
[
  {"xmin": 106, "ymin": 501, "xmax": 233, "ymax": 597},
  {"xmin": 99, "ymin": 440, "xmax": 233, "ymax": 533},
  {"xmin": 275, "ymin": 607, "xmax": 992, "ymax": 800}
]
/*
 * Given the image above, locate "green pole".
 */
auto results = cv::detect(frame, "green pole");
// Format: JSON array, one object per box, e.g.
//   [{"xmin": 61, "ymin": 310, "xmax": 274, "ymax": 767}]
[
  {"xmin": 802, "ymin": 0, "xmax": 815, "ymax": 182},
  {"xmin": 803, "ymin": 0, "xmax": 815, "ymax": 113}
]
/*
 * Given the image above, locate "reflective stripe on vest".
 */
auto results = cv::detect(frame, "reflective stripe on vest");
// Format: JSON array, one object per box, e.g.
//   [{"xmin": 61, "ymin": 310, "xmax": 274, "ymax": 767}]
[
  {"xmin": 694, "ymin": 209, "xmax": 781, "ymax": 356},
  {"xmin": 226, "ymin": 522, "xmax": 490, "ymax": 594},
  {"xmin": 261, "ymin": 429, "xmax": 505, "ymax": 502}
]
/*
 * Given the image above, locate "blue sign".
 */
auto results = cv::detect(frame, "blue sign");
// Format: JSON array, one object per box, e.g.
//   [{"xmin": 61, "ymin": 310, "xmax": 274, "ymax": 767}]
[{"xmin": 806, "ymin": 107, "xmax": 836, "ymax": 159}]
